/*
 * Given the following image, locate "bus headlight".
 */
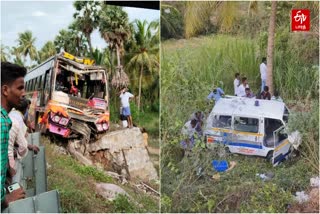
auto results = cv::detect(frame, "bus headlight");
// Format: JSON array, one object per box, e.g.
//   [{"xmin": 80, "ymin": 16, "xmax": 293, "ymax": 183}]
[
  {"xmin": 102, "ymin": 122, "xmax": 108, "ymax": 130},
  {"xmin": 59, "ymin": 117, "xmax": 70, "ymax": 126}
]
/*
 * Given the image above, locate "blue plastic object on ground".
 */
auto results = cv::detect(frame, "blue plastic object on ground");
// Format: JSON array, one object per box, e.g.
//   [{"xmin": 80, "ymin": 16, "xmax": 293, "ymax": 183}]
[{"xmin": 212, "ymin": 160, "xmax": 228, "ymax": 172}]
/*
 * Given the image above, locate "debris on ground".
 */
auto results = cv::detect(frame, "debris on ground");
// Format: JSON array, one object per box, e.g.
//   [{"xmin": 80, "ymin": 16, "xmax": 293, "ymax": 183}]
[
  {"xmin": 196, "ymin": 166, "xmax": 204, "ymax": 177},
  {"xmin": 288, "ymin": 131, "xmax": 302, "ymax": 149},
  {"xmin": 310, "ymin": 176, "xmax": 319, "ymax": 188},
  {"xmin": 53, "ymin": 145, "xmax": 68, "ymax": 155},
  {"xmin": 212, "ymin": 173, "xmax": 220, "ymax": 181},
  {"xmin": 95, "ymin": 183, "xmax": 129, "ymax": 201},
  {"xmin": 212, "ymin": 160, "xmax": 228, "ymax": 172},
  {"xmin": 256, "ymin": 171, "xmax": 274, "ymax": 182},
  {"xmin": 288, "ymin": 188, "xmax": 319, "ymax": 213},
  {"xmin": 294, "ymin": 191, "xmax": 309, "ymax": 203},
  {"xmin": 226, "ymin": 161, "xmax": 237, "ymax": 172},
  {"xmin": 135, "ymin": 181, "xmax": 160, "ymax": 196}
]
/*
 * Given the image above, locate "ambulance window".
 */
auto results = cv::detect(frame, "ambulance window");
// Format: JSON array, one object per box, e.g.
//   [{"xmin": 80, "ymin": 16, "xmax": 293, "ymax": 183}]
[
  {"xmin": 212, "ymin": 115, "xmax": 232, "ymax": 128},
  {"xmin": 234, "ymin": 117, "xmax": 259, "ymax": 133}
]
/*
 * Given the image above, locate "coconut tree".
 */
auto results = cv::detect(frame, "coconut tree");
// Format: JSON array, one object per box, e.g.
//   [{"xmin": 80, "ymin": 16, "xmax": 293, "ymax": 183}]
[
  {"xmin": 10, "ymin": 47, "xmax": 24, "ymax": 66},
  {"xmin": 38, "ymin": 41, "xmax": 56, "ymax": 63},
  {"xmin": 127, "ymin": 20, "xmax": 159, "ymax": 111},
  {"xmin": 73, "ymin": 1, "xmax": 101, "ymax": 56},
  {"xmin": 16, "ymin": 30, "xmax": 38, "ymax": 63},
  {"xmin": 99, "ymin": 5, "xmax": 132, "ymax": 89},
  {"xmin": 266, "ymin": 1, "xmax": 277, "ymax": 94},
  {"xmin": 184, "ymin": 1, "xmax": 238, "ymax": 38},
  {"xmin": 1, "ymin": 45, "xmax": 10, "ymax": 62}
]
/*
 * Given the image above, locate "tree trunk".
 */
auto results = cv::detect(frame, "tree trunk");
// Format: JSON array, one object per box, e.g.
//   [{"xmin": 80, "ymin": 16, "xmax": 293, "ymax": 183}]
[
  {"xmin": 266, "ymin": 1, "xmax": 277, "ymax": 95},
  {"xmin": 138, "ymin": 65, "xmax": 143, "ymax": 112},
  {"xmin": 86, "ymin": 33, "xmax": 94, "ymax": 57},
  {"xmin": 116, "ymin": 44, "xmax": 121, "ymax": 67}
]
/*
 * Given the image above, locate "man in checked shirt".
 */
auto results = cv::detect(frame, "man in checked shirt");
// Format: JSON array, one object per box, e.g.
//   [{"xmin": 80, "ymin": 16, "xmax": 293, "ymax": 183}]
[{"xmin": 1, "ymin": 62, "xmax": 26, "ymax": 209}]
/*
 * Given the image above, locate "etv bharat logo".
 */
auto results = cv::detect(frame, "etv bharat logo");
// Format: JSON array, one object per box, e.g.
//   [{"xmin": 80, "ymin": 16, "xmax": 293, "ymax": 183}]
[{"xmin": 291, "ymin": 9, "xmax": 310, "ymax": 31}]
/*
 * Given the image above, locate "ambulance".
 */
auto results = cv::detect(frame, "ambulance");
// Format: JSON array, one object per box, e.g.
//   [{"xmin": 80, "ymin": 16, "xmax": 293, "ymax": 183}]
[{"xmin": 204, "ymin": 96, "xmax": 291, "ymax": 166}]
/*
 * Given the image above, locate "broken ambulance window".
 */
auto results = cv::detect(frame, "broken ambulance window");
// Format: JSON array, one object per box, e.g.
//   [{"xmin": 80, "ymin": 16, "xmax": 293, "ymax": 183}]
[
  {"xmin": 212, "ymin": 115, "xmax": 232, "ymax": 129},
  {"xmin": 234, "ymin": 117, "xmax": 259, "ymax": 133}
]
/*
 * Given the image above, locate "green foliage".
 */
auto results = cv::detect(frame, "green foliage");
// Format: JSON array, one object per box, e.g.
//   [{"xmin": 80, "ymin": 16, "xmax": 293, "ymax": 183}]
[
  {"xmin": 99, "ymin": 5, "xmax": 131, "ymax": 50},
  {"xmin": 287, "ymin": 102, "xmax": 319, "ymax": 173},
  {"xmin": 161, "ymin": 194, "xmax": 173, "ymax": 213},
  {"xmin": 73, "ymin": 1, "xmax": 102, "ymax": 55},
  {"xmin": 74, "ymin": 165, "xmax": 113, "ymax": 183},
  {"xmin": 54, "ymin": 23, "xmax": 89, "ymax": 56},
  {"xmin": 126, "ymin": 19, "xmax": 160, "ymax": 111},
  {"xmin": 161, "ymin": 4, "xmax": 184, "ymax": 40},
  {"xmin": 38, "ymin": 41, "xmax": 56, "ymax": 63},
  {"xmin": 17, "ymin": 30, "xmax": 38, "ymax": 64},
  {"xmin": 112, "ymin": 194, "xmax": 135, "ymax": 213},
  {"xmin": 240, "ymin": 183, "xmax": 293, "ymax": 213},
  {"xmin": 161, "ymin": 35, "xmax": 318, "ymax": 212}
]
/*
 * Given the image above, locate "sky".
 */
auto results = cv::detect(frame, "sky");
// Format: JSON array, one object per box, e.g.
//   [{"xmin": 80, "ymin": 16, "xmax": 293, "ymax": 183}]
[{"xmin": 1, "ymin": 1, "xmax": 159, "ymax": 53}]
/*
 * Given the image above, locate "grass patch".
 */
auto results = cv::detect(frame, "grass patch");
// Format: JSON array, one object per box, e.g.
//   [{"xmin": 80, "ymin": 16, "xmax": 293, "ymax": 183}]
[
  {"xmin": 161, "ymin": 35, "xmax": 319, "ymax": 212},
  {"xmin": 43, "ymin": 137, "xmax": 159, "ymax": 213}
]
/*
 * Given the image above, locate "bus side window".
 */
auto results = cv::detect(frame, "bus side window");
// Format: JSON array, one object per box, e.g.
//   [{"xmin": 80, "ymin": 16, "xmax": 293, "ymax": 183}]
[
  {"xmin": 30, "ymin": 79, "xmax": 34, "ymax": 91},
  {"xmin": 37, "ymin": 76, "xmax": 42, "ymax": 89},
  {"xmin": 43, "ymin": 69, "xmax": 51, "ymax": 104},
  {"xmin": 25, "ymin": 81, "xmax": 28, "ymax": 92}
]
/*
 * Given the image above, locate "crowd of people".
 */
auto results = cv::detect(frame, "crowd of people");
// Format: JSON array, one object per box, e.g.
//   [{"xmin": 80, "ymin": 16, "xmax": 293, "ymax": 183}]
[
  {"xmin": 207, "ymin": 57, "xmax": 283, "ymax": 104},
  {"xmin": 1, "ymin": 62, "xmax": 41, "ymax": 209},
  {"xmin": 181, "ymin": 57, "xmax": 284, "ymax": 152}
]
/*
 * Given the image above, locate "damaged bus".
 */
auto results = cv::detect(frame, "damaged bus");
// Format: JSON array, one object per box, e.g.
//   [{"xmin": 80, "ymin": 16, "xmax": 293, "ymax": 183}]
[
  {"xmin": 204, "ymin": 97, "xmax": 291, "ymax": 166},
  {"xmin": 25, "ymin": 52, "xmax": 109, "ymax": 143}
]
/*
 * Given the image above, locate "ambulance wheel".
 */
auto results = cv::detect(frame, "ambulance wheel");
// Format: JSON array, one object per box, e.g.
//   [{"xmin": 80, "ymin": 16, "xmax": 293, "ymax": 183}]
[{"xmin": 266, "ymin": 151, "xmax": 274, "ymax": 163}]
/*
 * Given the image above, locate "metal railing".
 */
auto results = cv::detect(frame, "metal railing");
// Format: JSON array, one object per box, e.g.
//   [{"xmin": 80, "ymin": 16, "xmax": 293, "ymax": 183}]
[{"xmin": 2, "ymin": 132, "xmax": 61, "ymax": 213}]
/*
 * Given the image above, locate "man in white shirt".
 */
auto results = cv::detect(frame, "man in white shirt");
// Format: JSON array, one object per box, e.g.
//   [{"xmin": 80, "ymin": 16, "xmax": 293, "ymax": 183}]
[
  {"xmin": 233, "ymin": 73, "xmax": 240, "ymax": 96},
  {"xmin": 237, "ymin": 77, "xmax": 249, "ymax": 97},
  {"xmin": 180, "ymin": 119, "xmax": 198, "ymax": 151},
  {"xmin": 260, "ymin": 57, "xmax": 267, "ymax": 92},
  {"xmin": 8, "ymin": 99, "xmax": 39, "ymax": 182},
  {"xmin": 119, "ymin": 87, "xmax": 134, "ymax": 128}
]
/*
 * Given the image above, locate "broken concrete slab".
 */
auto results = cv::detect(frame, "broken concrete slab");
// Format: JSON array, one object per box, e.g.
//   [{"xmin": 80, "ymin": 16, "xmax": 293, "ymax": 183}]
[
  {"xmin": 95, "ymin": 183, "xmax": 128, "ymax": 201},
  {"xmin": 68, "ymin": 141, "xmax": 93, "ymax": 166},
  {"xmin": 87, "ymin": 127, "xmax": 144, "ymax": 153},
  {"xmin": 67, "ymin": 128, "xmax": 158, "ymax": 182}
]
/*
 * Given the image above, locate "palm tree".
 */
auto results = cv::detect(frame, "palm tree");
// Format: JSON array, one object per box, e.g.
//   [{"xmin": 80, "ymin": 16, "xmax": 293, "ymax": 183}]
[
  {"xmin": 266, "ymin": 1, "xmax": 277, "ymax": 94},
  {"xmin": 54, "ymin": 23, "xmax": 89, "ymax": 56},
  {"xmin": 73, "ymin": 1, "xmax": 101, "ymax": 56},
  {"xmin": 183, "ymin": 1, "xmax": 238, "ymax": 38},
  {"xmin": 91, "ymin": 48, "xmax": 111, "ymax": 67},
  {"xmin": 127, "ymin": 20, "xmax": 159, "ymax": 111},
  {"xmin": 17, "ymin": 30, "xmax": 38, "ymax": 63},
  {"xmin": 38, "ymin": 41, "xmax": 57, "ymax": 63},
  {"xmin": 1, "ymin": 45, "xmax": 10, "ymax": 62},
  {"xmin": 10, "ymin": 47, "xmax": 24, "ymax": 66},
  {"xmin": 99, "ymin": 5, "xmax": 132, "ymax": 89}
]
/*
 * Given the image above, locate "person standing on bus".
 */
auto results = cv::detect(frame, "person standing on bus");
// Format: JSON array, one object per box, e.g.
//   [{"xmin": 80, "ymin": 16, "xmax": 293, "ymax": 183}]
[
  {"xmin": 119, "ymin": 87, "xmax": 134, "ymax": 128},
  {"xmin": 1, "ymin": 62, "xmax": 26, "ymax": 209}
]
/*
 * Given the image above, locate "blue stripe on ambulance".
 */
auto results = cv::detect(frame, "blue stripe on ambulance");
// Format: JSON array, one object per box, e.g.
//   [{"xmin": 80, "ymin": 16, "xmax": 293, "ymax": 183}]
[
  {"xmin": 273, "ymin": 151, "xmax": 291, "ymax": 164},
  {"xmin": 227, "ymin": 142, "xmax": 263, "ymax": 149}
]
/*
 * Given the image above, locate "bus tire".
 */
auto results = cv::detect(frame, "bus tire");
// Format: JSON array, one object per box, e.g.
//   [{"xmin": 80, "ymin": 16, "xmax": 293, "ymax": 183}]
[{"xmin": 266, "ymin": 151, "xmax": 274, "ymax": 163}]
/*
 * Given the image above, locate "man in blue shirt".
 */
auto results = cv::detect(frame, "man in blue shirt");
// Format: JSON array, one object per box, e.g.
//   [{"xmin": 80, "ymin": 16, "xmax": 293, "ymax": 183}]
[{"xmin": 207, "ymin": 87, "xmax": 225, "ymax": 103}]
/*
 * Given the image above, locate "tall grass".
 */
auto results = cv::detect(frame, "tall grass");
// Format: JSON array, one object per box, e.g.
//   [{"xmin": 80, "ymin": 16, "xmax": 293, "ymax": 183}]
[{"xmin": 161, "ymin": 35, "xmax": 318, "ymax": 140}]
